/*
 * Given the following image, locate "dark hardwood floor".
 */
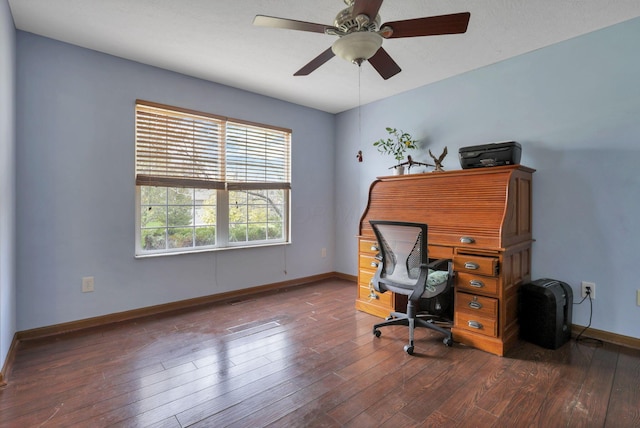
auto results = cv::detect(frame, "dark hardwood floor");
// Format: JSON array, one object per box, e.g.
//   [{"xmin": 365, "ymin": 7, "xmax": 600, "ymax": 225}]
[{"xmin": 1, "ymin": 278, "xmax": 639, "ymax": 427}]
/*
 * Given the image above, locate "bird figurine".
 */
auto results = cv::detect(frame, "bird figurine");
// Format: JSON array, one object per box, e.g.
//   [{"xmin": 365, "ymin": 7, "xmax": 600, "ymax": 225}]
[
  {"xmin": 429, "ymin": 147, "xmax": 448, "ymax": 172},
  {"xmin": 389, "ymin": 155, "xmax": 433, "ymax": 173}
]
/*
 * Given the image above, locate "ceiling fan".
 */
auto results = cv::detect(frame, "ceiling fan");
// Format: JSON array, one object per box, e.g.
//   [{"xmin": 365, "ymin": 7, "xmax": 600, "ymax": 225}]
[{"xmin": 253, "ymin": 0, "xmax": 470, "ymax": 80}]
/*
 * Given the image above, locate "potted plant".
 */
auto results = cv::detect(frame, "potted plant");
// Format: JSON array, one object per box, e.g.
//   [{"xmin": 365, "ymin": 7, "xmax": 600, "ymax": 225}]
[{"xmin": 373, "ymin": 127, "xmax": 418, "ymax": 175}]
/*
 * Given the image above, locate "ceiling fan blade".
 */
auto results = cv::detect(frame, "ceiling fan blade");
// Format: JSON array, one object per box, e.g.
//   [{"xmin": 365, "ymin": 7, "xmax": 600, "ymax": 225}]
[
  {"xmin": 382, "ymin": 12, "xmax": 470, "ymax": 38},
  {"xmin": 253, "ymin": 15, "xmax": 332, "ymax": 34},
  {"xmin": 368, "ymin": 47, "xmax": 401, "ymax": 80},
  {"xmin": 352, "ymin": 0, "xmax": 384, "ymax": 20},
  {"xmin": 294, "ymin": 47, "xmax": 335, "ymax": 76}
]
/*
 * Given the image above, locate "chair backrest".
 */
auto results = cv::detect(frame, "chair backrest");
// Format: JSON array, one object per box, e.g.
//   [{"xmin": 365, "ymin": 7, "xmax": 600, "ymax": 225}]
[{"xmin": 370, "ymin": 221, "xmax": 428, "ymax": 287}]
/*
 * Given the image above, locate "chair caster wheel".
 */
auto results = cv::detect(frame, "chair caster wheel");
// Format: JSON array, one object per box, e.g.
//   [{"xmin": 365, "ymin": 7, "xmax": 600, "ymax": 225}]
[
  {"xmin": 443, "ymin": 337, "xmax": 453, "ymax": 347},
  {"xmin": 404, "ymin": 345, "xmax": 414, "ymax": 355},
  {"xmin": 373, "ymin": 329, "xmax": 381, "ymax": 337}
]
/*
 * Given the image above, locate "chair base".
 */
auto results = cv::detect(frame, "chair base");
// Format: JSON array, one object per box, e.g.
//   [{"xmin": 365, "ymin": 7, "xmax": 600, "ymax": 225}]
[{"xmin": 373, "ymin": 303, "xmax": 453, "ymax": 355}]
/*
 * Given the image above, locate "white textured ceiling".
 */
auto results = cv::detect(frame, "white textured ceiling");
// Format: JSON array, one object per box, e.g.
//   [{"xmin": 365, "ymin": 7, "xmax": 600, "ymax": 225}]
[{"xmin": 8, "ymin": 0, "xmax": 640, "ymax": 113}]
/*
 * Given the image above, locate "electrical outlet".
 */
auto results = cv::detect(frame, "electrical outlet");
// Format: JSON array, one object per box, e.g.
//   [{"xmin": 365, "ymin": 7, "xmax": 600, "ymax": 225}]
[
  {"xmin": 581, "ymin": 281, "xmax": 595, "ymax": 299},
  {"xmin": 321, "ymin": 248, "xmax": 327, "ymax": 258},
  {"xmin": 82, "ymin": 276, "xmax": 94, "ymax": 293}
]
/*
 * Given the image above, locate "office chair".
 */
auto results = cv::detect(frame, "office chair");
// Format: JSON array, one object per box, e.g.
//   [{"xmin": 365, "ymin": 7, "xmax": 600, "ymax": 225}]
[{"xmin": 370, "ymin": 220, "xmax": 454, "ymax": 355}]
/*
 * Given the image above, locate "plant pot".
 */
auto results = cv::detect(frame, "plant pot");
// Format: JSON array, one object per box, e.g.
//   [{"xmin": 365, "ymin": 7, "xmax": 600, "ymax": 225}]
[{"xmin": 393, "ymin": 165, "xmax": 405, "ymax": 175}]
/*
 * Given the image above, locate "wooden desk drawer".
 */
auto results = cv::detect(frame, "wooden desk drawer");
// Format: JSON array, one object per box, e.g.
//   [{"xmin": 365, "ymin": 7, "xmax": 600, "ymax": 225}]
[
  {"xmin": 428, "ymin": 245, "xmax": 453, "ymax": 259},
  {"xmin": 455, "ymin": 292, "xmax": 498, "ymax": 318},
  {"xmin": 454, "ymin": 254, "xmax": 499, "ymax": 276},
  {"xmin": 430, "ymin": 232, "xmax": 500, "ymax": 250},
  {"xmin": 455, "ymin": 311, "xmax": 498, "ymax": 338},
  {"xmin": 360, "ymin": 269, "xmax": 390, "ymax": 303},
  {"xmin": 359, "ymin": 254, "xmax": 380, "ymax": 270},
  {"xmin": 456, "ymin": 272, "xmax": 499, "ymax": 296},
  {"xmin": 359, "ymin": 285, "xmax": 393, "ymax": 306},
  {"xmin": 359, "ymin": 269, "xmax": 375, "ymax": 287},
  {"xmin": 359, "ymin": 239, "xmax": 379, "ymax": 255}
]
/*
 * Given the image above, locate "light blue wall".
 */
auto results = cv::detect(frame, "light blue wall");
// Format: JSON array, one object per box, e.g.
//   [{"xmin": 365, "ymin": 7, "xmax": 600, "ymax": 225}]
[
  {"xmin": 0, "ymin": 0, "xmax": 16, "ymax": 372},
  {"xmin": 10, "ymin": 13, "xmax": 640, "ymax": 342},
  {"xmin": 335, "ymin": 17, "xmax": 640, "ymax": 339},
  {"xmin": 15, "ymin": 32, "xmax": 335, "ymax": 331}
]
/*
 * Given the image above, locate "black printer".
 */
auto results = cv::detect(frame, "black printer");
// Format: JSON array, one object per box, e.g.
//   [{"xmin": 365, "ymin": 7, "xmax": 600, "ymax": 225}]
[{"xmin": 459, "ymin": 141, "xmax": 521, "ymax": 169}]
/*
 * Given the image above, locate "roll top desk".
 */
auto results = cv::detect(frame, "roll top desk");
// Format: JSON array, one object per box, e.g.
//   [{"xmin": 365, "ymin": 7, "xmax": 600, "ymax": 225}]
[{"xmin": 356, "ymin": 165, "xmax": 534, "ymax": 356}]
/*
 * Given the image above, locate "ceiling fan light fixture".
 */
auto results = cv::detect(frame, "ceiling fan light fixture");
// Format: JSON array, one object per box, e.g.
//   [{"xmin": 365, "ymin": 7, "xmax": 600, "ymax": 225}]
[
  {"xmin": 254, "ymin": 2, "xmax": 470, "ymax": 78},
  {"xmin": 332, "ymin": 31, "xmax": 383, "ymax": 64}
]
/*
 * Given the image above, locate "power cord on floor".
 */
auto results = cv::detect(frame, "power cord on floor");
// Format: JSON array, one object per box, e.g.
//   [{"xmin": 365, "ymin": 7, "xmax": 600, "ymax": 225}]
[{"xmin": 573, "ymin": 290, "xmax": 603, "ymax": 347}]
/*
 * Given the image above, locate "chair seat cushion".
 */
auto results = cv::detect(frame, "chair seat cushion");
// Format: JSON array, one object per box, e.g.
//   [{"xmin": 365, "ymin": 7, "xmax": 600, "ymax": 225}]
[
  {"xmin": 375, "ymin": 268, "xmax": 451, "ymax": 298},
  {"xmin": 427, "ymin": 269, "xmax": 448, "ymax": 287},
  {"xmin": 421, "ymin": 269, "xmax": 449, "ymax": 298}
]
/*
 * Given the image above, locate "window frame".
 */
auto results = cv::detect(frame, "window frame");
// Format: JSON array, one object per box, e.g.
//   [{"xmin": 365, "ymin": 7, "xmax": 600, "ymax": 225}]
[{"xmin": 134, "ymin": 100, "xmax": 291, "ymax": 257}]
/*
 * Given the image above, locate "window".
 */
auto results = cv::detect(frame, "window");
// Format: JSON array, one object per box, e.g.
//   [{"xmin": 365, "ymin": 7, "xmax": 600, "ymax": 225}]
[{"xmin": 135, "ymin": 100, "xmax": 291, "ymax": 256}]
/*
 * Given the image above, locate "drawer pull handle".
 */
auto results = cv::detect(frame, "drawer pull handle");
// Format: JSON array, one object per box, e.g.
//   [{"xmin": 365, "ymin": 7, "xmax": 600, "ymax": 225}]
[
  {"xmin": 370, "ymin": 262, "xmax": 379, "ymax": 268},
  {"xmin": 468, "ymin": 301, "xmax": 483, "ymax": 310},
  {"xmin": 460, "ymin": 236, "xmax": 475, "ymax": 244},
  {"xmin": 464, "ymin": 262, "xmax": 480, "ymax": 270},
  {"xmin": 469, "ymin": 280, "xmax": 484, "ymax": 288},
  {"xmin": 370, "ymin": 245, "xmax": 379, "ymax": 251},
  {"xmin": 468, "ymin": 320, "xmax": 483, "ymax": 329},
  {"xmin": 368, "ymin": 280, "xmax": 379, "ymax": 299}
]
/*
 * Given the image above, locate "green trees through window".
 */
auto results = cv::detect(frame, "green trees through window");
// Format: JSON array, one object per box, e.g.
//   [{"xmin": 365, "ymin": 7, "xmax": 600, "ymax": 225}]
[
  {"xmin": 140, "ymin": 187, "xmax": 216, "ymax": 251},
  {"xmin": 139, "ymin": 187, "xmax": 286, "ymax": 252},
  {"xmin": 229, "ymin": 190, "xmax": 285, "ymax": 243}
]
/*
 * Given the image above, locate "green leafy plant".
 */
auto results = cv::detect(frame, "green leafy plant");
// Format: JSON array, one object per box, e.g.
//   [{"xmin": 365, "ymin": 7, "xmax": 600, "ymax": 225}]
[{"xmin": 373, "ymin": 127, "xmax": 418, "ymax": 161}]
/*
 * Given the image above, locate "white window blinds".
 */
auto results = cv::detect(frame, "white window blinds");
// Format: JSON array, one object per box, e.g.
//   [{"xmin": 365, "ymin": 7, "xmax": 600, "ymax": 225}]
[
  {"xmin": 226, "ymin": 121, "xmax": 291, "ymax": 190},
  {"xmin": 135, "ymin": 100, "xmax": 291, "ymax": 190},
  {"xmin": 135, "ymin": 101, "xmax": 225, "ymax": 189}
]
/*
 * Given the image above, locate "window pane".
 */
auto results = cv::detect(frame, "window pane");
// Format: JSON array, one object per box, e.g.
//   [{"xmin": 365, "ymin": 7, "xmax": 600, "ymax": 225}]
[
  {"xmin": 230, "ymin": 191, "xmax": 247, "ymax": 204},
  {"xmin": 195, "ymin": 206, "xmax": 215, "ymax": 226},
  {"xmin": 248, "ymin": 205, "xmax": 267, "ymax": 223},
  {"xmin": 268, "ymin": 189, "xmax": 284, "ymax": 203},
  {"xmin": 248, "ymin": 224, "xmax": 267, "ymax": 241},
  {"xmin": 229, "ymin": 223, "xmax": 247, "ymax": 242},
  {"xmin": 141, "ymin": 206, "xmax": 167, "ymax": 228},
  {"xmin": 139, "ymin": 185, "xmax": 217, "ymax": 253},
  {"xmin": 195, "ymin": 226, "xmax": 216, "ymax": 246},
  {"xmin": 168, "ymin": 206, "xmax": 193, "ymax": 227},
  {"xmin": 248, "ymin": 190, "xmax": 267, "ymax": 203},
  {"xmin": 141, "ymin": 228, "xmax": 166, "ymax": 250},
  {"xmin": 195, "ymin": 189, "xmax": 216, "ymax": 205},
  {"xmin": 168, "ymin": 187, "xmax": 193, "ymax": 205},
  {"xmin": 230, "ymin": 206, "xmax": 247, "ymax": 223},
  {"xmin": 141, "ymin": 186, "xmax": 167, "ymax": 205},
  {"xmin": 267, "ymin": 190, "xmax": 284, "ymax": 222},
  {"xmin": 268, "ymin": 224, "xmax": 283, "ymax": 239},
  {"xmin": 168, "ymin": 227, "xmax": 193, "ymax": 249},
  {"xmin": 226, "ymin": 189, "xmax": 287, "ymax": 244},
  {"xmin": 268, "ymin": 205, "xmax": 283, "ymax": 222},
  {"xmin": 195, "ymin": 189, "xmax": 216, "ymax": 226}
]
